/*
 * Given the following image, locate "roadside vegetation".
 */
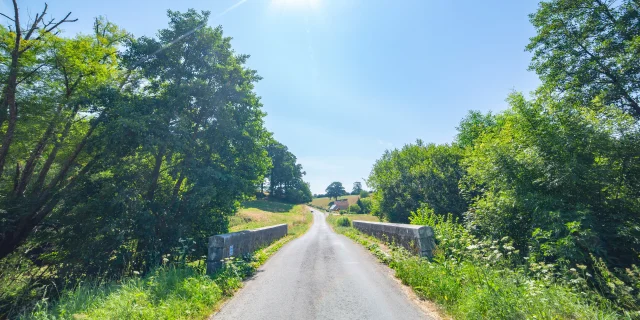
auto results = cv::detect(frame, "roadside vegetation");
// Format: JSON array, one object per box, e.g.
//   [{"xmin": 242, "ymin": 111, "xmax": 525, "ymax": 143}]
[
  {"xmin": 23, "ymin": 201, "xmax": 312, "ymax": 319},
  {"xmin": 328, "ymin": 215, "xmax": 621, "ymax": 319},
  {"xmin": 326, "ymin": 213, "xmax": 379, "ymax": 224},
  {"xmin": 364, "ymin": 0, "xmax": 640, "ymax": 317},
  {"xmin": 0, "ymin": 4, "xmax": 312, "ymax": 318}
]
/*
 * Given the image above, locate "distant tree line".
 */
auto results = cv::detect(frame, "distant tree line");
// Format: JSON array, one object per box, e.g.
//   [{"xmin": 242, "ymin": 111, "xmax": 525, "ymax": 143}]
[
  {"xmin": 368, "ymin": 0, "xmax": 640, "ymax": 312},
  {"xmin": 315, "ymin": 181, "xmax": 369, "ymax": 199},
  {"xmin": 0, "ymin": 5, "xmax": 310, "ymax": 315}
]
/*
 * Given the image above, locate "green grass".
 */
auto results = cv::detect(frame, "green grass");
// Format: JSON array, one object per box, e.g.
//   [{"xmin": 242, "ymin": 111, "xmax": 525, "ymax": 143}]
[
  {"xmin": 310, "ymin": 195, "xmax": 360, "ymax": 208},
  {"xmin": 326, "ymin": 213, "xmax": 380, "ymax": 223},
  {"xmin": 229, "ymin": 200, "xmax": 312, "ymax": 236},
  {"xmin": 26, "ymin": 201, "xmax": 313, "ymax": 320},
  {"xmin": 27, "ymin": 266, "xmax": 222, "ymax": 320},
  {"xmin": 327, "ymin": 218, "xmax": 620, "ymax": 319},
  {"xmin": 240, "ymin": 200, "xmax": 295, "ymax": 213}
]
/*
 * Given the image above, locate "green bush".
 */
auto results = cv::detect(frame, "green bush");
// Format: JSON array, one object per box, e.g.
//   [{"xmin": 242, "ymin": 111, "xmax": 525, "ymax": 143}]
[
  {"xmin": 357, "ymin": 198, "xmax": 372, "ymax": 214},
  {"xmin": 404, "ymin": 205, "xmax": 623, "ymax": 318},
  {"xmin": 336, "ymin": 216, "xmax": 352, "ymax": 227},
  {"xmin": 348, "ymin": 203, "xmax": 361, "ymax": 214}
]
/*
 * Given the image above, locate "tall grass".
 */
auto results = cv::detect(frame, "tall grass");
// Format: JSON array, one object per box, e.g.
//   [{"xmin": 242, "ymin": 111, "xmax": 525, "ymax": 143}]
[
  {"xmin": 327, "ymin": 212, "xmax": 622, "ymax": 319},
  {"xmin": 25, "ymin": 206, "xmax": 314, "ymax": 320},
  {"xmin": 26, "ymin": 266, "xmax": 223, "ymax": 320}
]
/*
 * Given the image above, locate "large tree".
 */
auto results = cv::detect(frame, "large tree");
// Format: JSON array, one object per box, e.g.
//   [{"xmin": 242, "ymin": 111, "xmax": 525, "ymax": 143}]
[
  {"xmin": 265, "ymin": 140, "xmax": 311, "ymax": 203},
  {"xmin": 0, "ymin": 8, "xmax": 272, "ymax": 277},
  {"xmin": 527, "ymin": 0, "xmax": 640, "ymax": 119},
  {"xmin": 463, "ymin": 92, "xmax": 640, "ymax": 270},
  {"xmin": 351, "ymin": 181, "xmax": 363, "ymax": 195},
  {"xmin": 0, "ymin": 5, "xmax": 127, "ymax": 260},
  {"xmin": 325, "ymin": 181, "xmax": 345, "ymax": 200},
  {"xmin": 368, "ymin": 140, "xmax": 467, "ymax": 223}
]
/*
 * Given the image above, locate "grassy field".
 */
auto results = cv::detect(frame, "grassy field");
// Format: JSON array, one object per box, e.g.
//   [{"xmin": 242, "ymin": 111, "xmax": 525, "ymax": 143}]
[
  {"xmin": 26, "ymin": 200, "xmax": 313, "ymax": 320},
  {"xmin": 326, "ymin": 213, "xmax": 380, "ymax": 224},
  {"xmin": 229, "ymin": 200, "xmax": 312, "ymax": 236},
  {"xmin": 310, "ymin": 195, "xmax": 360, "ymax": 208}
]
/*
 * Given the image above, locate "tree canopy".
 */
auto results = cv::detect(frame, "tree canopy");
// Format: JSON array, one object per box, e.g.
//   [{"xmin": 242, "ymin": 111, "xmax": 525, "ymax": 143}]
[
  {"xmin": 325, "ymin": 181, "xmax": 346, "ymax": 200},
  {"xmin": 0, "ymin": 6, "xmax": 310, "ymax": 314},
  {"xmin": 527, "ymin": 0, "xmax": 640, "ymax": 118},
  {"xmin": 265, "ymin": 140, "xmax": 312, "ymax": 204}
]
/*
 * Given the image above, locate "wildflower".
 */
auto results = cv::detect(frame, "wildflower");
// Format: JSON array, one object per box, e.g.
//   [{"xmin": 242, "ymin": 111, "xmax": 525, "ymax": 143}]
[
  {"xmin": 569, "ymin": 268, "xmax": 577, "ymax": 272},
  {"xmin": 586, "ymin": 272, "xmax": 592, "ymax": 277},
  {"xmin": 133, "ymin": 271, "xmax": 140, "ymax": 275},
  {"xmin": 576, "ymin": 264, "xmax": 587, "ymax": 270}
]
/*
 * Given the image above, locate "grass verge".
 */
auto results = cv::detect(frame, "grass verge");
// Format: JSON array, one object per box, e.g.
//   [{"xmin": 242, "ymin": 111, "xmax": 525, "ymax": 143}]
[
  {"xmin": 326, "ymin": 216, "xmax": 621, "ymax": 319},
  {"xmin": 25, "ymin": 203, "xmax": 313, "ymax": 320}
]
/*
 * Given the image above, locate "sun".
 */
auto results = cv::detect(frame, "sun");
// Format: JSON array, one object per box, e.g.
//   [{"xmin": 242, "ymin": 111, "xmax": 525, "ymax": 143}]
[{"xmin": 271, "ymin": 0, "xmax": 320, "ymax": 10}]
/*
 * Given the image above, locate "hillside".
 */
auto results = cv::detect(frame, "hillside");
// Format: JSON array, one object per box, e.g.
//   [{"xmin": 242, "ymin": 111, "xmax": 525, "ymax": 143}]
[
  {"xmin": 310, "ymin": 195, "xmax": 360, "ymax": 208},
  {"xmin": 230, "ymin": 200, "xmax": 312, "ymax": 235}
]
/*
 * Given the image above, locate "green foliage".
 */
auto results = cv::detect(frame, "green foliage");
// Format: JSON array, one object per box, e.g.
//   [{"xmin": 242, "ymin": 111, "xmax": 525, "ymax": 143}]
[
  {"xmin": 368, "ymin": 141, "xmax": 467, "ymax": 223},
  {"xmin": 335, "ymin": 216, "xmax": 352, "ymax": 227},
  {"xmin": 356, "ymin": 197, "xmax": 372, "ymax": 214},
  {"xmin": 0, "ymin": 7, "xmax": 308, "ymax": 317},
  {"xmin": 462, "ymin": 93, "xmax": 640, "ymax": 295},
  {"xmin": 325, "ymin": 181, "xmax": 346, "ymax": 200},
  {"xmin": 455, "ymin": 110, "xmax": 496, "ymax": 149},
  {"xmin": 265, "ymin": 141, "xmax": 312, "ymax": 204},
  {"xmin": 348, "ymin": 203, "xmax": 361, "ymax": 214},
  {"xmin": 27, "ymin": 265, "xmax": 223, "ymax": 320},
  {"xmin": 359, "ymin": 190, "xmax": 370, "ymax": 198},
  {"xmin": 334, "ymin": 208, "xmax": 620, "ymax": 319},
  {"xmin": 527, "ymin": 0, "xmax": 640, "ymax": 119},
  {"xmin": 351, "ymin": 181, "xmax": 363, "ymax": 195}
]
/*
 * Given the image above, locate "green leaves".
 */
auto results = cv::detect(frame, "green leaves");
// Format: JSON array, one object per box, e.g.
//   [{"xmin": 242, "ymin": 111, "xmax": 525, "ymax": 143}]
[
  {"xmin": 325, "ymin": 181, "xmax": 346, "ymax": 201},
  {"xmin": 527, "ymin": 0, "xmax": 640, "ymax": 118},
  {"xmin": 367, "ymin": 141, "xmax": 467, "ymax": 223}
]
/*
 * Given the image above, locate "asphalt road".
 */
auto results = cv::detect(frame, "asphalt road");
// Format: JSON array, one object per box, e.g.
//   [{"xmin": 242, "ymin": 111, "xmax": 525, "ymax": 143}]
[{"xmin": 212, "ymin": 207, "xmax": 431, "ymax": 320}]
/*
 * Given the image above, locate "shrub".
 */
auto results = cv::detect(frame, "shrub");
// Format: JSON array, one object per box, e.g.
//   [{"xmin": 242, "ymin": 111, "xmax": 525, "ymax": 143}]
[
  {"xmin": 406, "ymin": 205, "xmax": 624, "ymax": 318},
  {"xmin": 336, "ymin": 216, "xmax": 352, "ymax": 227},
  {"xmin": 357, "ymin": 198, "xmax": 372, "ymax": 214},
  {"xmin": 348, "ymin": 203, "xmax": 362, "ymax": 214}
]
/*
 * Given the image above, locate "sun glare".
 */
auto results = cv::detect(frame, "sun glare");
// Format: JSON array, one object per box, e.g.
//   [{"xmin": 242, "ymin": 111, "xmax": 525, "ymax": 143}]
[{"xmin": 272, "ymin": 0, "xmax": 320, "ymax": 10}]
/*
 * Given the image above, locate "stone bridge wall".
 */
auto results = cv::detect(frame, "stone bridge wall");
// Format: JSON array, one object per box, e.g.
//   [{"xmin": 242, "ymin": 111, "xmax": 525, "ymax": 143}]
[
  {"xmin": 207, "ymin": 224, "xmax": 287, "ymax": 274},
  {"xmin": 352, "ymin": 221, "xmax": 435, "ymax": 258}
]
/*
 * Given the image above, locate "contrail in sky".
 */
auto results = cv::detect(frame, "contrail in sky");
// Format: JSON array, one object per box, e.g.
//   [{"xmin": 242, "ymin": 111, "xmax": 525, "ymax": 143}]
[{"xmin": 215, "ymin": 0, "xmax": 250, "ymax": 19}]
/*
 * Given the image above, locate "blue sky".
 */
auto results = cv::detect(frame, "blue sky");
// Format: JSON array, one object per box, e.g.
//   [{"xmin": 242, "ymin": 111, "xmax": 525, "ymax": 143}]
[{"xmin": 7, "ymin": 0, "xmax": 541, "ymax": 194}]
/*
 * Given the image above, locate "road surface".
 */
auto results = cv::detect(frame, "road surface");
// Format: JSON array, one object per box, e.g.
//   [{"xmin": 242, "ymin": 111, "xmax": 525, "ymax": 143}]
[{"xmin": 212, "ymin": 207, "xmax": 431, "ymax": 320}]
